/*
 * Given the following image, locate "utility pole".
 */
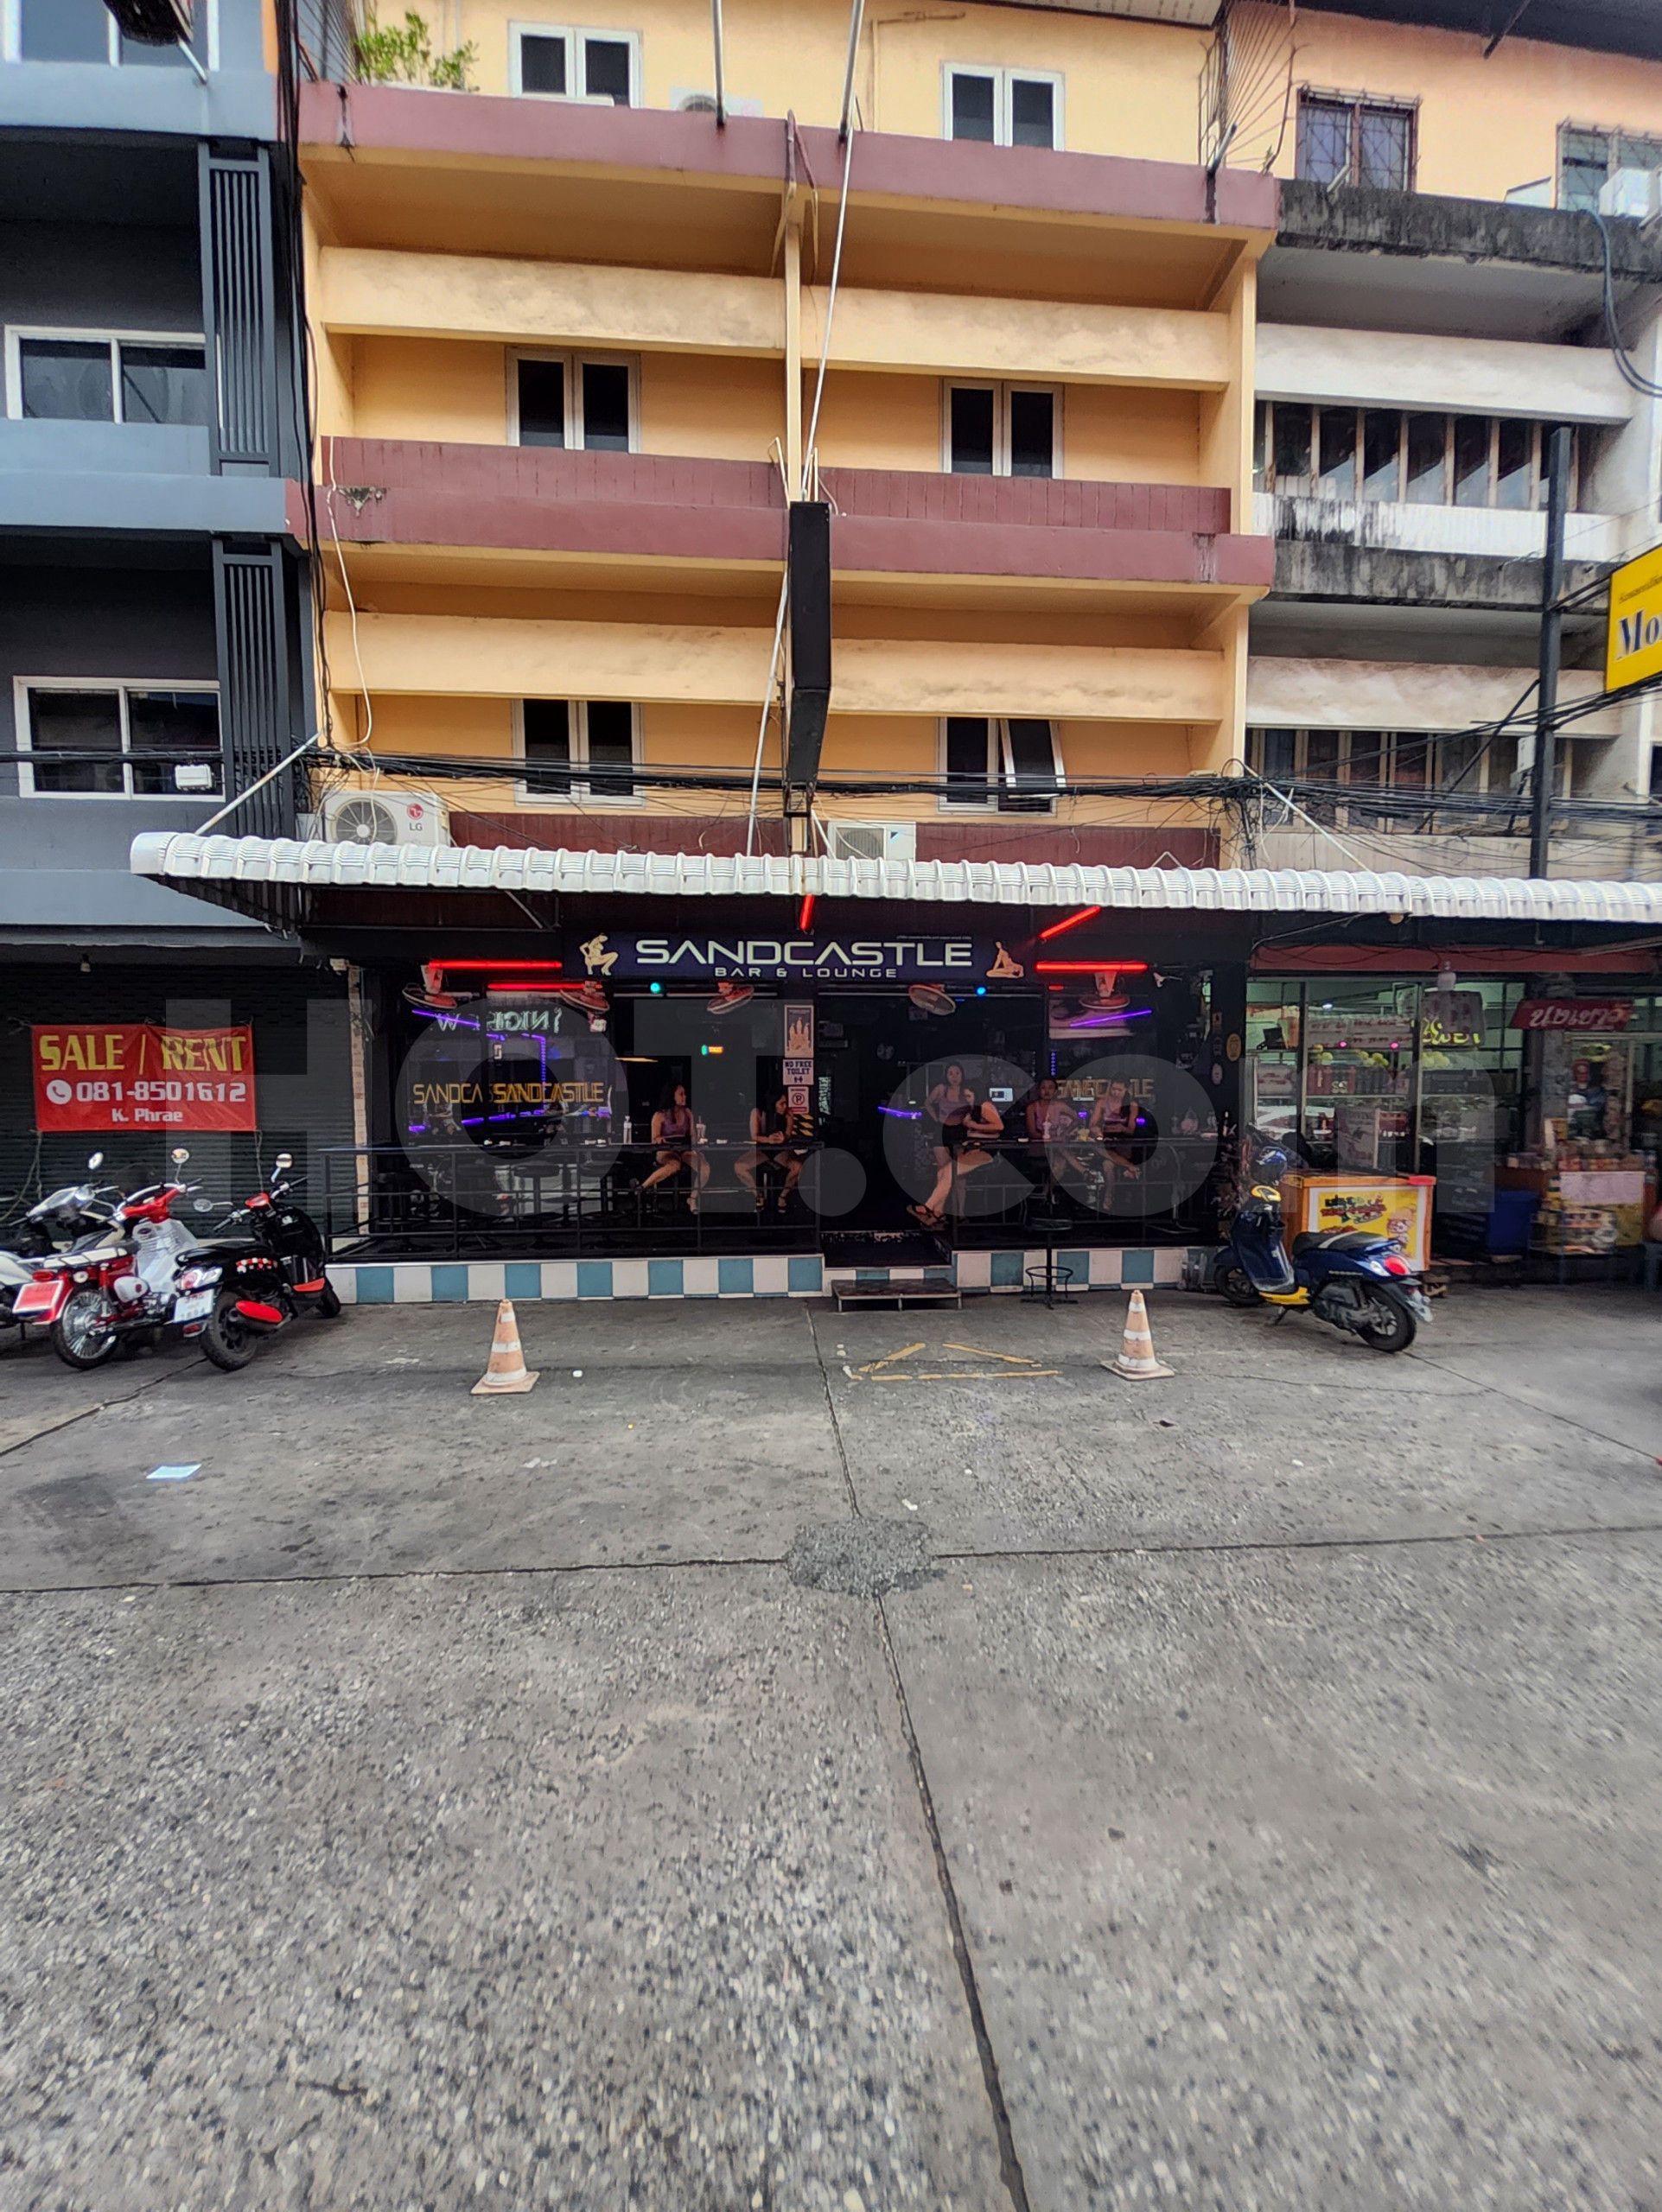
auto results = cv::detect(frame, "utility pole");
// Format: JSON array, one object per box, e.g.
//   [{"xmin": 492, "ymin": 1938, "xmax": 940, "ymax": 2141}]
[{"xmin": 1529, "ymin": 424, "xmax": 1572, "ymax": 878}]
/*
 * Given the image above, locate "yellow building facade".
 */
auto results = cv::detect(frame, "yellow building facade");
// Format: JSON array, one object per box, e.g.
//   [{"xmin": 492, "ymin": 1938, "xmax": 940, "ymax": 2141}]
[{"xmin": 302, "ymin": 0, "xmax": 1277, "ymax": 865}]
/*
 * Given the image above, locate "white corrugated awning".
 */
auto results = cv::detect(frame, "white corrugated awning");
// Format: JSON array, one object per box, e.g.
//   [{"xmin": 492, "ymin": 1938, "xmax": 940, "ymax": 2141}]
[{"xmin": 130, "ymin": 830, "xmax": 1662, "ymax": 926}]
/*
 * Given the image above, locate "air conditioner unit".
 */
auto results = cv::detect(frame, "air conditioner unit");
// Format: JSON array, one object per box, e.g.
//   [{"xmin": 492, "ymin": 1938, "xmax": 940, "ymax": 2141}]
[
  {"xmin": 322, "ymin": 790, "xmax": 449, "ymax": 849},
  {"xmin": 672, "ymin": 87, "xmax": 763, "ymax": 116},
  {"xmin": 826, "ymin": 821, "xmax": 916, "ymax": 864},
  {"xmin": 1599, "ymin": 168, "xmax": 1662, "ymax": 221}
]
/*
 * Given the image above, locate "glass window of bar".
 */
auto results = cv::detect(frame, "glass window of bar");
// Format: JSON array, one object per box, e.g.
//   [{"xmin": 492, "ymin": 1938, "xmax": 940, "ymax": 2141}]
[{"xmin": 1253, "ymin": 403, "xmax": 1581, "ymax": 511}]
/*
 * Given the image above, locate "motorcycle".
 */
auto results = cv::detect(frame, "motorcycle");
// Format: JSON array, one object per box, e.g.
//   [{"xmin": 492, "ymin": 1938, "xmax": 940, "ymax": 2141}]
[
  {"xmin": 1216, "ymin": 1142, "xmax": 1430, "ymax": 1354},
  {"xmin": 1, "ymin": 1154, "xmax": 127, "ymax": 1333},
  {"xmin": 16, "ymin": 1147, "xmax": 338, "ymax": 1373},
  {"xmin": 16, "ymin": 1147, "xmax": 213, "ymax": 1370},
  {"xmin": 175, "ymin": 1150, "xmax": 341, "ymax": 1372}
]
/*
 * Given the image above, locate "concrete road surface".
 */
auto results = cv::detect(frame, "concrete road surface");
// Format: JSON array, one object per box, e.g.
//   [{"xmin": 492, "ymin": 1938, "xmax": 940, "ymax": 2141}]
[{"xmin": 1, "ymin": 1283, "xmax": 1659, "ymax": 2210}]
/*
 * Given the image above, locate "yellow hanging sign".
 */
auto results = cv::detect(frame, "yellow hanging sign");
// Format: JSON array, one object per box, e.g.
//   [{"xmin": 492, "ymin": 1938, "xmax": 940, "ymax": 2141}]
[{"xmin": 1606, "ymin": 541, "xmax": 1662, "ymax": 690}]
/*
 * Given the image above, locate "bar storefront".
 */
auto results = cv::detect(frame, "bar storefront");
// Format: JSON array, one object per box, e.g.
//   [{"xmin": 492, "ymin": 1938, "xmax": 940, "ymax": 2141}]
[{"xmin": 353, "ymin": 906, "xmax": 1246, "ymax": 1261}]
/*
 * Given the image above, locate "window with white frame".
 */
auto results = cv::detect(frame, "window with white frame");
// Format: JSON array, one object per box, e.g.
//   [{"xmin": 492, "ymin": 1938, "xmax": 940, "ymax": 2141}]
[
  {"xmin": 941, "ymin": 716, "xmax": 1062, "ymax": 813},
  {"xmin": 1253, "ymin": 402, "xmax": 1582, "ymax": 512},
  {"xmin": 6, "ymin": 0, "xmax": 214, "ymax": 66},
  {"xmin": 518, "ymin": 698, "xmax": 640, "ymax": 803},
  {"xmin": 1246, "ymin": 726, "xmax": 1534, "ymax": 827},
  {"xmin": 512, "ymin": 353, "xmax": 635, "ymax": 451},
  {"xmin": 16, "ymin": 682, "xmax": 221, "ymax": 799},
  {"xmin": 944, "ymin": 66, "xmax": 1060, "ymax": 149},
  {"xmin": 946, "ymin": 383, "xmax": 1058, "ymax": 478},
  {"xmin": 4, "ymin": 330, "xmax": 209, "ymax": 427},
  {"xmin": 511, "ymin": 22, "xmax": 640, "ymax": 104}
]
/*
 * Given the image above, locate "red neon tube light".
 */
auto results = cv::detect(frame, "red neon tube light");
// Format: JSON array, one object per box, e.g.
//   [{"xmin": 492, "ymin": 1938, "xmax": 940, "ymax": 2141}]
[
  {"xmin": 799, "ymin": 893, "xmax": 816, "ymax": 931},
  {"xmin": 431, "ymin": 959, "xmax": 564, "ymax": 974},
  {"xmin": 1033, "ymin": 961, "xmax": 1149, "ymax": 975},
  {"xmin": 1037, "ymin": 906, "xmax": 1102, "ymax": 941}
]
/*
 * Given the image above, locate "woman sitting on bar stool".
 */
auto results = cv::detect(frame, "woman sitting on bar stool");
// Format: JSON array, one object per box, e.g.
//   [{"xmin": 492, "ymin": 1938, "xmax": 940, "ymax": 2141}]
[
  {"xmin": 640, "ymin": 1081, "xmax": 709, "ymax": 1212},
  {"xmin": 735, "ymin": 1089, "xmax": 806, "ymax": 1214},
  {"xmin": 909, "ymin": 1092, "xmax": 1003, "ymax": 1230},
  {"xmin": 1089, "ymin": 1076, "xmax": 1142, "ymax": 1186}
]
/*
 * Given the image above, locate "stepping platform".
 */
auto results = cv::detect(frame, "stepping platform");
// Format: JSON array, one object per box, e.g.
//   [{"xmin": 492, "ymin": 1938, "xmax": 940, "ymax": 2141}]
[{"xmin": 831, "ymin": 1274, "xmax": 962, "ymax": 1311}]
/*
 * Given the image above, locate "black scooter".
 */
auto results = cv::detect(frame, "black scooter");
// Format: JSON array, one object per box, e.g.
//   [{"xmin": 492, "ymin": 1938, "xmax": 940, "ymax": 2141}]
[{"xmin": 173, "ymin": 1151, "xmax": 341, "ymax": 1371}]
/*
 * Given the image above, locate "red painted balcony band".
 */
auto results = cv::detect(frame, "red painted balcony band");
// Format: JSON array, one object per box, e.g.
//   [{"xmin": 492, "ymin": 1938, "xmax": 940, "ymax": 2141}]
[{"xmin": 300, "ymin": 440, "xmax": 1274, "ymax": 591}]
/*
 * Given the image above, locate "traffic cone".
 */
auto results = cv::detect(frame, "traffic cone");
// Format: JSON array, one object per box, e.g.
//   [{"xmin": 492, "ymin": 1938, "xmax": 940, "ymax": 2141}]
[
  {"xmin": 471, "ymin": 1300, "xmax": 539, "ymax": 1395},
  {"xmin": 1103, "ymin": 1288, "xmax": 1173, "ymax": 1380}
]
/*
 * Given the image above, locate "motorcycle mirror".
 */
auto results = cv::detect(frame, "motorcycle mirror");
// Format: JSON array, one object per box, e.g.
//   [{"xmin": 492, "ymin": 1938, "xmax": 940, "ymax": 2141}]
[
  {"xmin": 171, "ymin": 1147, "xmax": 190, "ymax": 1165},
  {"xmin": 86, "ymin": 1151, "xmax": 104, "ymax": 1170},
  {"xmin": 194, "ymin": 1198, "xmax": 216, "ymax": 1213},
  {"xmin": 274, "ymin": 1152, "xmax": 293, "ymax": 1171}
]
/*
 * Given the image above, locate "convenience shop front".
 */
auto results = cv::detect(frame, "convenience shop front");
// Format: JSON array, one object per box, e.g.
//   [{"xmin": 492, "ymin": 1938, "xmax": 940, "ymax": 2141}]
[{"xmin": 1245, "ymin": 968, "xmax": 1662, "ymax": 1256}]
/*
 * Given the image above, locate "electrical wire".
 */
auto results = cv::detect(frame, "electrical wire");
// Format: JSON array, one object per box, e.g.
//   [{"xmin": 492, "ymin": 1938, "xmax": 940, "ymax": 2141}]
[
  {"xmin": 802, "ymin": 113, "xmax": 856, "ymax": 495},
  {"xmin": 1591, "ymin": 207, "xmax": 1662, "ymax": 401}
]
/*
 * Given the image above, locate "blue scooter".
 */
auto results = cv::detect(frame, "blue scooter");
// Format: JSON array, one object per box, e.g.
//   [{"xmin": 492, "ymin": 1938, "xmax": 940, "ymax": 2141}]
[{"xmin": 1217, "ymin": 1144, "xmax": 1430, "ymax": 1353}]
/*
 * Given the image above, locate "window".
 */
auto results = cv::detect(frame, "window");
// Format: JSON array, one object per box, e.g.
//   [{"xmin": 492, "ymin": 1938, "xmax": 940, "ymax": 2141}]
[
  {"xmin": 512, "ymin": 353, "xmax": 636, "ymax": 451},
  {"xmin": 511, "ymin": 24, "xmax": 639, "ymax": 105},
  {"xmin": 1254, "ymin": 403, "xmax": 1581, "ymax": 512},
  {"xmin": 10, "ymin": 0, "xmax": 213, "ymax": 65},
  {"xmin": 16, "ymin": 683, "xmax": 220, "ymax": 799},
  {"xmin": 1296, "ymin": 91, "xmax": 1416, "ymax": 191},
  {"xmin": 1559, "ymin": 125, "xmax": 1662, "ymax": 212},
  {"xmin": 944, "ymin": 66, "xmax": 1061, "ymax": 150},
  {"xmin": 517, "ymin": 698, "xmax": 640, "ymax": 804},
  {"xmin": 946, "ymin": 384, "xmax": 1058, "ymax": 478},
  {"xmin": 1246, "ymin": 726, "xmax": 1525, "ymax": 830},
  {"xmin": 5, "ymin": 331, "xmax": 207, "ymax": 427},
  {"xmin": 940, "ymin": 717, "xmax": 1062, "ymax": 813}
]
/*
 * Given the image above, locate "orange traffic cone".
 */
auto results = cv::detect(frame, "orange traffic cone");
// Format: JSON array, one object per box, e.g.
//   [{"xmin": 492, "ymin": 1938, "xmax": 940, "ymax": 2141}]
[
  {"xmin": 1104, "ymin": 1288, "xmax": 1173, "ymax": 1380},
  {"xmin": 471, "ymin": 1299, "xmax": 539, "ymax": 1395}
]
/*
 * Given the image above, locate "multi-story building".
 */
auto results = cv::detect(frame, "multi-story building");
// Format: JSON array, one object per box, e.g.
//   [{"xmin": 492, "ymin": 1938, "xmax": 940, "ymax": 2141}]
[
  {"xmin": 129, "ymin": 0, "xmax": 1662, "ymax": 1295},
  {"xmin": 1223, "ymin": 0, "xmax": 1662, "ymax": 883},
  {"xmin": 0, "ymin": 0, "xmax": 353, "ymax": 1202}
]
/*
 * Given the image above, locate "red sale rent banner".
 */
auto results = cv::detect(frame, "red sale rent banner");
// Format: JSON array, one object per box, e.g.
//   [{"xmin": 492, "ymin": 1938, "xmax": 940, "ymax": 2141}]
[{"xmin": 32, "ymin": 1025, "xmax": 258, "ymax": 1133}]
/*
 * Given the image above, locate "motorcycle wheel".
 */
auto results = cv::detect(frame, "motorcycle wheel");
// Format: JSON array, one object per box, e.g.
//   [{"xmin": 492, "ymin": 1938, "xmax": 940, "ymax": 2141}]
[
  {"xmin": 1217, "ymin": 1262, "xmax": 1263, "ymax": 1309},
  {"xmin": 51, "ymin": 1287, "xmax": 119, "ymax": 1370},
  {"xmin": 1356, "ymin": 1291, "xmax": 1417, "ymax": 1354},
  {"xmin": 200, "ymin": 1288, "xmax": 258, "ymax": 1372},
  {"xmin": 315, "ymin": 1281, "xmax": 342, "ymax": 1320}
]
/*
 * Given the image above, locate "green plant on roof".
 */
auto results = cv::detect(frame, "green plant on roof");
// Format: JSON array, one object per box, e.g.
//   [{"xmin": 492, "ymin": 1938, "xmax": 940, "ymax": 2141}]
[{"xmin": 353, "ymin": 8, "xmax": 477, "ymax": 92}]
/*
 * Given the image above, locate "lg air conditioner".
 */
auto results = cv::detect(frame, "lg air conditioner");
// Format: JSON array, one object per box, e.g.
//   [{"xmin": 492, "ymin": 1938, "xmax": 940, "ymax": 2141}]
[
  {"xmin": 826, "ymin": 821, "xmax": 916, "ymax": 864},
  {"xmin": 321, "ymin": 791, "xmax": 449, "ymax": 849}
]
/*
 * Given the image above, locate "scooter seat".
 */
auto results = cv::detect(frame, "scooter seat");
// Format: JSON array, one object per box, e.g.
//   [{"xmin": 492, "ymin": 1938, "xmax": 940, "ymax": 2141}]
[{"xmin": 1291, "ymin": 1229, "xmax": 1390, "ymax": 1257}]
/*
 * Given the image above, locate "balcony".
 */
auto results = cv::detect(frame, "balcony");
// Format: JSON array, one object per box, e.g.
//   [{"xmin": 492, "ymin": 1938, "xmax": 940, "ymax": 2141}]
[
  {"xmin": 0, "ymin": 417, "xmax": 288, "ymax": 536},
  {"xmin": 0, "ymin": 2, "xmax": 273, "ymax": 142},
  {"xmin": 311, "ymin": 438, "xmax": 1271, "ymax": 592}
]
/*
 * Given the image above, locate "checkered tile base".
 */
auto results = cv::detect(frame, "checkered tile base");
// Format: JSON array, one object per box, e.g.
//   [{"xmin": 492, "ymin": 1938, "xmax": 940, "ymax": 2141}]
[{"xmin": 328, "ymin": 1248, "xmax": 1206, "ymax": 1304}]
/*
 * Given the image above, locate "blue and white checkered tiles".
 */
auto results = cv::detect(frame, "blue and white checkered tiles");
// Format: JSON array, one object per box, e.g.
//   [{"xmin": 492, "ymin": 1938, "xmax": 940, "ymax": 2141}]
[{"xmin": 328, "ymin": 1247, "xmax": 1201, "ymax": 1303}]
